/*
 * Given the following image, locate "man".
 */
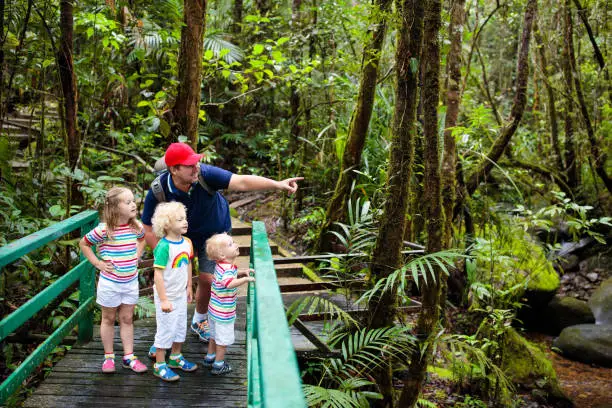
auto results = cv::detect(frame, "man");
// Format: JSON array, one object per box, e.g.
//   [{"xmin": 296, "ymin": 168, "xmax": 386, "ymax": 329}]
[{"xmin": 142, "ymin": 143, "xmax": 302, "ymax": 351}]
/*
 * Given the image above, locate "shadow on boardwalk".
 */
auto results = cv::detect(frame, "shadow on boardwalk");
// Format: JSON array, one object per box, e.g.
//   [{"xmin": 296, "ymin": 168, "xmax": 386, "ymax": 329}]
[{"xmin": 24, "ymin": 304, "xmax": 247, "ymax": 408}]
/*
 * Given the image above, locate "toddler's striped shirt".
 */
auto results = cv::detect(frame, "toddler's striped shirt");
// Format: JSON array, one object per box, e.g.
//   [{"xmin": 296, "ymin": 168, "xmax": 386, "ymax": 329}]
[
  {"xmin": 209, "ymin": 263, "xmax": 238, "ymax": 323},
  {"xmin": 83, "ymin": 223, "xmax": 144, "ymax": 283}
]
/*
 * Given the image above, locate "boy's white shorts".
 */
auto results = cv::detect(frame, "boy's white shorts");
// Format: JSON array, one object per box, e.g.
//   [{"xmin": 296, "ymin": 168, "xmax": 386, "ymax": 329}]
[
  {"xmin": 153, "ymin": 295, "xmax": 187, "ymax": 349},
  {"xmin": 96, "ymin": 277, "xmax": 139, "ymax": 308},
  {"xmin": 209, "ymin": 318, "xmax": 235, "ymax": 346}
]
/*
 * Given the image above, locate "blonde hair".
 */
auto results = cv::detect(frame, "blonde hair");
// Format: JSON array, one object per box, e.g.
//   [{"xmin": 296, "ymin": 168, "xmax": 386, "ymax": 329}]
[
  {"xmin": 103, "ymin": 187, "xmax": 140, "ymax": 238},
  {"xmin": 151, "ymin": 201, "xmax": 187, "ymax": 238},
  {"xmin": 206, "ymin": 233, "xmax": 232, "ymax": 261}
]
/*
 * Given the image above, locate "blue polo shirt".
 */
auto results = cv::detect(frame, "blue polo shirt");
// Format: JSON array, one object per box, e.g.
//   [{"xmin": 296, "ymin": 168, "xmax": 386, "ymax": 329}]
[{"xmin": 141, "ymin": 164, "xmax": 233, "ymax": 248}]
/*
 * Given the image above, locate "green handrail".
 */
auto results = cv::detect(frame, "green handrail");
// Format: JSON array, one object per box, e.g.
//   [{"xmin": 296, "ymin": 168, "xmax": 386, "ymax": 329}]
[
  {"xmin": 247, "ymin": 221, "xmax": 306, "ymax": 407},
  {"xmin": 0, "ymin": 210, "xmax": 98, "ymax": 404}
]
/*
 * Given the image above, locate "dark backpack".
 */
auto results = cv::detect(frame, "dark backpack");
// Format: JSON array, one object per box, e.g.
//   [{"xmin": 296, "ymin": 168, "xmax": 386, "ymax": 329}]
[{"xmin": 151, "ymin": 159, "xmax": 215, "ymax": 202}]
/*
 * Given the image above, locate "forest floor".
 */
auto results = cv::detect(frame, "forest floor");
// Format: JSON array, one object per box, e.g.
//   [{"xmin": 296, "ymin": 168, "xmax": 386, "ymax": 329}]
[
  {"xmin": 230, "ymin": 193, "xmax": 612, "ymax": 408},
  {"xmin": 529, "ymin": 333, "xmax": 612, "ymax": 408}
]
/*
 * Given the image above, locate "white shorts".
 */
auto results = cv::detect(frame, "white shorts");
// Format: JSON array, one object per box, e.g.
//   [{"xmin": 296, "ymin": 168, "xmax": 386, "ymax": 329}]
[
  {"xmin": 209, "ymin": 318, "xmax": 235, "ymax": 346},
  {"xmin": 96, "ymin": 277, "xmax": 139, "ymax": 308},
  {"xmin": 153, "ymin": 295, "xmax": 187, "ymax": 349}
]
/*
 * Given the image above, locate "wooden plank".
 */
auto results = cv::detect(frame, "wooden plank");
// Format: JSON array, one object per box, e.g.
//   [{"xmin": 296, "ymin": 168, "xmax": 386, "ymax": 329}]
[
  {"xmin": 297, "ymin": 305, "xmax": 421, "ymax": 322},
  {"xmin": 229, "ymin": 194, "xmax": 264, "ymax": 208},
  {"xmin": 272, "ymin": 249, "xmax": 425, "ymax": 265},
  {"xmin": 0, "ymin": 297, "xmax": 95, "ymax": 405},
  {"xmin": 0, "ymin": 210, "xmax": 98, "ymax": 269},
  {"xmin": 0, "ymin": 261, "xmax": 90, "ymax": 342},
  {"xmin": 279, "ymin": 279, "xmax": 364, "ymax": 293}
]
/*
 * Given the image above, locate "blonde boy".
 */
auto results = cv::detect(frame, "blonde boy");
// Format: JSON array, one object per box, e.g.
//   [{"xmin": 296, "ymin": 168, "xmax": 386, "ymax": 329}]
[{"xmin": 204, "ymin": 233, "xmax": 255, "ymax": 375}]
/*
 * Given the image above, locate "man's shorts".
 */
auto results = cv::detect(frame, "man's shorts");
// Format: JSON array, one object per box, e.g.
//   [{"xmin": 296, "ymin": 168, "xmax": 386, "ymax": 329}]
[
  {"xmin": 195, "ymin": 230, "xmax": 232, "ymax": 274},
  {"xmin": 153, "ymin": 294, "xmax": 188, "ymax": 349},
  {"xmin": 208, "ymin": 318, "xmax": 235, "ymax": 346},
  {"xmin": 96, "ymin": 277, "xmax": 138, "ymax": 308}
]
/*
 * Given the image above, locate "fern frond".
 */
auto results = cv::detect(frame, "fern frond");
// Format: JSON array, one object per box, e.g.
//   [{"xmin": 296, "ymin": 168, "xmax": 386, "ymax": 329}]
[
  {"xmin": 286, "ymin": 295, "xmax": 358, "ymax": 327},
  {"xmin": 204, "ymin": 34, "xmax": 245, "ymax": 64}
]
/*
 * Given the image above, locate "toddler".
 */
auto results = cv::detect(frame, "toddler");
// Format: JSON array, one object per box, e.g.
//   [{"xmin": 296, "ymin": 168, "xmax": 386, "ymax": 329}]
[{"xmin": 204, "ymin": 233, "xmax": 255, "ymax": 375}]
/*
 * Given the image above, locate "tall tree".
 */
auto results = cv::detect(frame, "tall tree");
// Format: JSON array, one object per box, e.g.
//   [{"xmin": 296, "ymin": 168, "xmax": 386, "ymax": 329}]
[
  {"xmin": 171, "ymin": 0, "xmax": 206, "ymax": 147},
  {"xmin": 367, "ymin": 0, "xmax": 424, "ymax": 403},
  {"xmin": 398, "ymin": 0, "xmax": 443, "ymax": 404},
  {"xmin": 534, "ymin": 21, "xmax": 564, "ymax": 173},
  {"xmin": 58, "ymin": 0, "xmax": 82, "ymax": 206},
  {"xmin": 319, "ymin": 0, "xmax": 391, "ymax": 252},
  {"xmin": 464, "ymin": 0, "xmax": 538, "ymax": 197},
  {"xmin": 561, "ymin": 0, "xmax": 579, "ymax": 192},
  {"xmin": 441, "ymin": 0, "xmax": 465, "ymax": 243},
  {"xmin": 566, "ymin": 4, "xmax": 612, "ymax": 193}
]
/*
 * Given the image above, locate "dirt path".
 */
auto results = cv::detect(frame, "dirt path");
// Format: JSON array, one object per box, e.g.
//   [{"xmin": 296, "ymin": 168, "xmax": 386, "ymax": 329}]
[{"xmin": 549, "ymin": 348, "xmax": 612, "ymax": 408}]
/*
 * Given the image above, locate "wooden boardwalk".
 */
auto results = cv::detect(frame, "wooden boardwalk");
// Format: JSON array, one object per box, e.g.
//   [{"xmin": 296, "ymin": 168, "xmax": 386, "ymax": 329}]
[
  {"xmin": 24, "ymin": 303, "xmax": 248, "ymax": 408},
  {"xmin": 18, "ymin": 217, "xmax": 322, "ymax": 407}
]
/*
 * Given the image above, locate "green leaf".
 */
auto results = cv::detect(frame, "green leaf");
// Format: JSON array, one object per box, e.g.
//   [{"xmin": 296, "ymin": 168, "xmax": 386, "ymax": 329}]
[
  {"xmin": 276, "ymin": 37, "xmax": 290, "ymax": 46},
  {"xmin": 253, "ymin": 44, "xmax": 264, "ymax": 55},
  {"xmin": 204, "ymin": 49, "xmax": 214, "ymax": 60},
  {"xmin": 137, "ymin": 100, "xmax": 150, "ymax": 107}
]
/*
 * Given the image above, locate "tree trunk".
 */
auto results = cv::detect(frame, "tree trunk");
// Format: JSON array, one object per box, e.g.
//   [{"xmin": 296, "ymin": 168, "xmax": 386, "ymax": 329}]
[
  {"xmin": 572, "ymin": 0, "xmax": 605, "ymax": 69},
  {"xmin": 232, "ymin": 0, "xmax": 243, "ymax": 35},
  {"xmin": 399, "ymin": 0, "xmax": 443, "ymax": 404},
  {"xmin": 319, "ymin": 0, "xmax": 391, "ymax": 253},
  {"xmin": 465, "ymin": 0, "xmax": 537, "ymax": 197},
  {"xmin": 562, "ymin": 0, "xmax": 579, "ymax": 192},
  {"xmin": 441, "ymin": 0, "xmax": 465, "ymax": 243},
  {"xmin": 567, "ymin": 8, "xmax": 612, "ymax": 193},
  {"xmin": 58, "ymin": 0, "xmax": 82, "ymax": 207},
  {"xmin": 172, "ymin": 0, "xmax": 206, "ymax": 147},
  {"xmin": 534, "ymin": 21, "xmax": 564, "ymax": 174},
  {"xmin": 368, "ymin": 0, "xmax": 424, "ymax": 404}
]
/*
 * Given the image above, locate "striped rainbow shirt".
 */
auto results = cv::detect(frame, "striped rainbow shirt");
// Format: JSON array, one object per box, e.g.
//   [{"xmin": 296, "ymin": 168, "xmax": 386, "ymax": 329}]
[
  {"xmin": 209, "ymin": 263, "xmax": 238, "ymax": 323},
  {"xmin": 83, "ymin": 223, "xmax": 144, "ymax": 283}
]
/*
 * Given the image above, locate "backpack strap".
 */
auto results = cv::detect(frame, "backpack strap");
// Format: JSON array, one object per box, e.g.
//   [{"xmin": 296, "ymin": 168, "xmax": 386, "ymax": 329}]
[
  {"xmin": 197, "ymin": 173, "xmax": 216, "ymax": 196},
  {"xmin": 150, "ymin": 171, "xmax": 216, "ymax": 201},
  {"xmin": 150, "ymin": 175, "xmax": 166, "ymax": 202}
]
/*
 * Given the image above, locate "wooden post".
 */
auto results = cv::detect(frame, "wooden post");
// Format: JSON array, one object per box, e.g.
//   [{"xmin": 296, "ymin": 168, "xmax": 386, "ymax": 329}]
[{"xmin": 78, "ymin": 218, "xmax": 97, "ymax": 343}]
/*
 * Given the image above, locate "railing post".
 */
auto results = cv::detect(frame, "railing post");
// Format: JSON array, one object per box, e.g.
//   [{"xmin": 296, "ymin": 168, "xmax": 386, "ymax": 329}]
[{"xmin": 77, "ymin": 218, "xmax": 97, "ymax": 343}]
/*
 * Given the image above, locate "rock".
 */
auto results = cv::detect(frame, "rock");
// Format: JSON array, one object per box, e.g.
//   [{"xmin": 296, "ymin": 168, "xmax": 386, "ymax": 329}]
[
  {"xmin": 586, "ymin": 272, "xmax": 599, "ymax": 282},
  {"xmin": 589, "ymin": 278, "xmax": 612, "ymax": 325},
  {"xmin": 500, "ymin": 328, "xmax": 571, "ymax": 406},
  {"xmin": 543, "ymin": 295, "xmax": 595, "ymax": 334},
  {"xmin": 553, "ymin": 324, "xmax": 612, "ymax": 367}
]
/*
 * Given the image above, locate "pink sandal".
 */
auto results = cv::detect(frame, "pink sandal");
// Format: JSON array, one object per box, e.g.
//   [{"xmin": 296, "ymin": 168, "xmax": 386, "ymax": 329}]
[
  {"xmin": 102, "ymin": 354, "xmax": 115, "ymax": 373},
  {"xmin": 122, "ymin": 355, "xmax": 148, "ymax": 373}
]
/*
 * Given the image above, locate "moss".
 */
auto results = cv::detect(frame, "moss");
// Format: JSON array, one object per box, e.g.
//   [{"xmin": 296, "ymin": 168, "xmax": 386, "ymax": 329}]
[
  {"xmin": 302, "ymin": 264, "xmax": 324, "ymax": 282},
  {"xmin": 427, "ymin": 365, "xmax": 455, "ymax": 380},
  {"xmin": 501, "ymin": 328, "xmax": 568, "ymax": 402},
  {"xmin": 474, "ymin": 226, "xmax": 559, "ymax": 293}
]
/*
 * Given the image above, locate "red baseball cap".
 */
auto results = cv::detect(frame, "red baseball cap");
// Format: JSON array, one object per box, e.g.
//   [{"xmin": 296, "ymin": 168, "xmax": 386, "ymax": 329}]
[{"xmin": 164, "ymin": 143, "xmax": 203, "ymax": 167}]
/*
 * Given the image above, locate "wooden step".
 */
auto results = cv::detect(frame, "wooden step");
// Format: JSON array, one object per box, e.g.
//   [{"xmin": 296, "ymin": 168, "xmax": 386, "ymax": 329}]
[
  {"xmin": 234, "ymin": 256, "xmax": 303, "ymax": 277},
  {"xmin": 230, "ymin": 218, "xmax": 252, "ymax": 235},
  {"xmin": 233, "ymin": 234, "xmax": 278, "ymax": 256}
]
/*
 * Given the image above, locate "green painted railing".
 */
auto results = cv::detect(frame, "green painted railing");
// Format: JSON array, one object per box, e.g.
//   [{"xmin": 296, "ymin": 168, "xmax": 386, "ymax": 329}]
[
  {"xmin": 247, "ymin": 221, "xmax": 306, "ymax": 407},
  {"xmin": 0, "ymin": 210, "xmax": 99, "ymax": 404}
]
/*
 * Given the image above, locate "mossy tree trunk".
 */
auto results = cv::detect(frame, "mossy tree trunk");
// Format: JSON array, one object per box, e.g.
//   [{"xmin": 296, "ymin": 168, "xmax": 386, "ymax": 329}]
[
  {"xmin": 319, "ymin": 0, "xmax": 391, "ymax": 252},
  {"xmin": 566, "ymin": 4, "xmax": 612, "ymax": 194},
  {"xmin": 464, "ymin": 0, "xmax": 537, "ymax": 197},
  {"xmin": 561, "ymin": 0, "xmax": 579, "ymax": 193},
  {"xmin": 398, "ymin": 0, "xmax": 443, "ymax": 404},
  {"xmin": 534, "ymin": 21, "xmax": 564, "ymax": 175},
  {"xmin": 367, "ymin": 0, "xmax": 424, "ymax": 404},
  {"xmin": 172, "ymin": 0, "xmax": 206, "ymax": 148},
  {"xmin": 441, "ymin": 0, "xmax": 465, "ymax": 245},
  {"xmin": 439, "ymin": 0, "xmax": 465, "ymax": 309},
  {"xmin": 58, "ymin": 0, "xmax": 83, "ymax": 208},
  {"xmin": 232, "ymin": 0, "xmax": 243, "ymax": 35}
]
